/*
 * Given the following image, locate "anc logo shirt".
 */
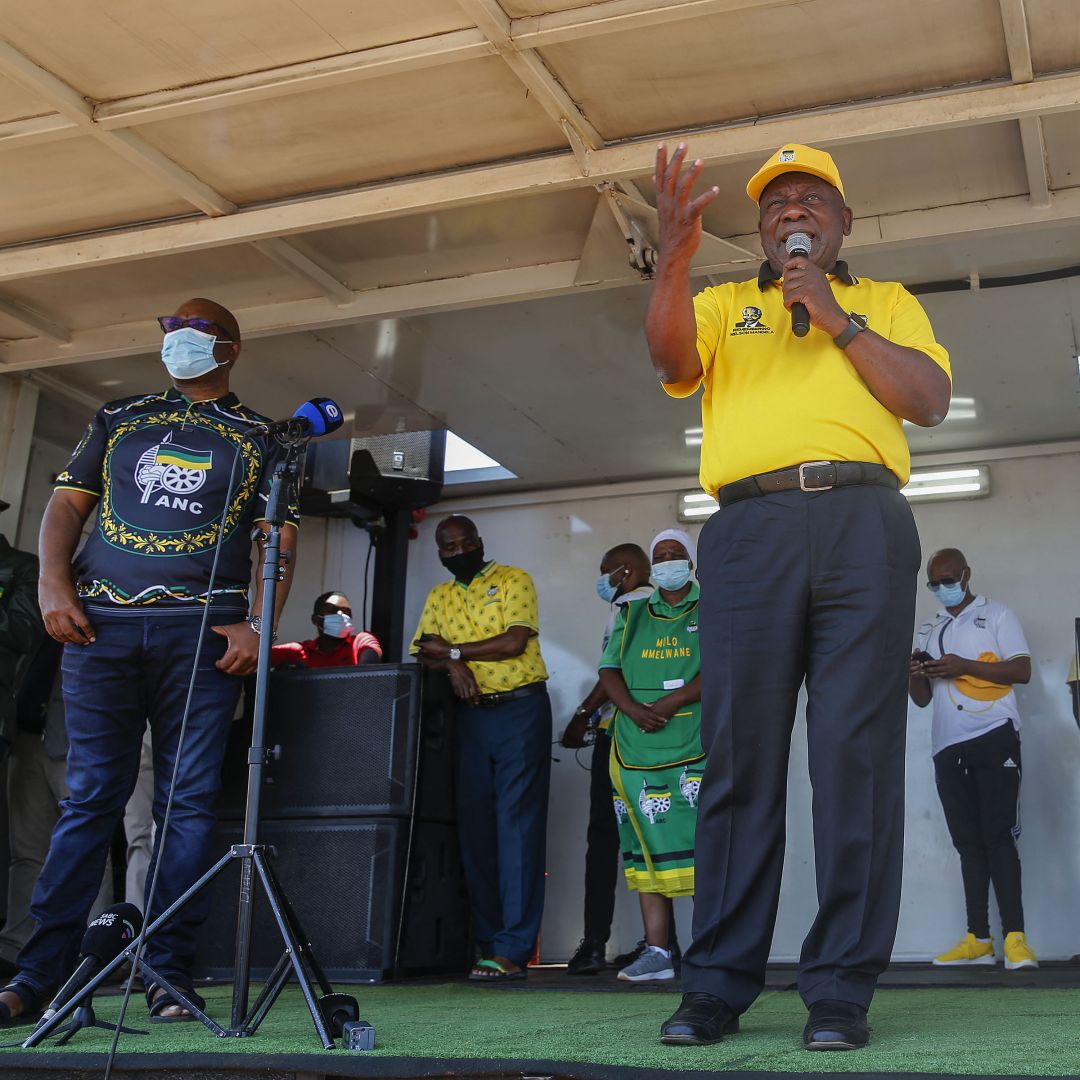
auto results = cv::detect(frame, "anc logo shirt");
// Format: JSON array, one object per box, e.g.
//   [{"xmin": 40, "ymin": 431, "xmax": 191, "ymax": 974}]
[{"xmin": 55, "ymin": 389, "xmax": 300, "ymax": 610}]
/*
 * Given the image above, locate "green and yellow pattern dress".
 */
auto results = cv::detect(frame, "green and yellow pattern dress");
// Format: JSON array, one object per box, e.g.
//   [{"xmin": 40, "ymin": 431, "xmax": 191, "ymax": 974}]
[{"xmin": 599, "ymin": 584, "xmax": 704, "ymax": 898}]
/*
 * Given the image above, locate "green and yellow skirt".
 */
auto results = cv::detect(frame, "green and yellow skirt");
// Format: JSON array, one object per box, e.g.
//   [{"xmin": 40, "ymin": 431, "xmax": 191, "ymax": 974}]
[{"xmin": 609, "ymin": 746, "xmax": 704, "ymax": 898}]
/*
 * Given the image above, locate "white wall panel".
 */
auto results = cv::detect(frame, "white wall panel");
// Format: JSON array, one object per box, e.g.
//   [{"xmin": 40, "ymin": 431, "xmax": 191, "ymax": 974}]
[{"xmin": 318, "ymin": 449, "xmax": 1080, "ymax": 963}]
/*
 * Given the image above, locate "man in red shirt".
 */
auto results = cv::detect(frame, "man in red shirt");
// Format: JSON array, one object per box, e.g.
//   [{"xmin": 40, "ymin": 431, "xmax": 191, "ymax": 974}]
[{"xmin": 271, "ymin": 591, "xmax": 381, "ymax": 669}]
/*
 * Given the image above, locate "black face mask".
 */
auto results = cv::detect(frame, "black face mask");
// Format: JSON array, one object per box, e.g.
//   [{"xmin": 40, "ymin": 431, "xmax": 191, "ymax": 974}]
[{"xmin": 441, "ymin": 546, "xmax": 486, "ymax": 583}]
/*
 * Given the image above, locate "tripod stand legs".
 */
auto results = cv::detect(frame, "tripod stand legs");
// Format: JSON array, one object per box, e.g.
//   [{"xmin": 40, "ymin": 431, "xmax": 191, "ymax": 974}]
[
  {"xmin": 52, "ymin": 1003, "xmax": 147, "ymax": 1047},
  {"xmin": 251, "ymin": 849, "xmax": 334, "ymax": 1048},
  {"xmin": 22, "ymin": 842, "xmax": 344, "ymax": 1049}
]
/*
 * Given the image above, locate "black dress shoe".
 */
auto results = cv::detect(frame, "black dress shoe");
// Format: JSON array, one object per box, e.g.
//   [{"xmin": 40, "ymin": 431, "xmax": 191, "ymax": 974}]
[
  {"xmin": 660, "ymin": 993, "xmax": 740, "ymax": 1045},
  {"xmin": 802, "ymin": 999, "xmax": 869, "ymax": 1050},
  {"xmin": 566, "ymin": 939, "xmax": 606, "ymax": 975}
]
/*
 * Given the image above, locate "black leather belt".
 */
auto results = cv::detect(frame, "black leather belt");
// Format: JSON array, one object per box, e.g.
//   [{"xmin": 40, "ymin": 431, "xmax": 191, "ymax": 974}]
[
  {"xmin": 471, "ymin": 681, "xmax": 547, "ymax": 709},
  {"xmin": 718, "ymin": 461, "xmax": 899, "ymax": 508}
]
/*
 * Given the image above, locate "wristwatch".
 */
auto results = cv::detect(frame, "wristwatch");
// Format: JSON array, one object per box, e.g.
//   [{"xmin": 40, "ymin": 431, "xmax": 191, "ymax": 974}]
[
  {"xmin": 448, "ymin": 646, "xmax": 462, "ymax": 662},
  {"xmin": 833, "ymin": 312, "xmax": 868, "ymax": 349},
  {"xmin": 248, "ymin": 615, "xmax": 277, "ymax": 643}
]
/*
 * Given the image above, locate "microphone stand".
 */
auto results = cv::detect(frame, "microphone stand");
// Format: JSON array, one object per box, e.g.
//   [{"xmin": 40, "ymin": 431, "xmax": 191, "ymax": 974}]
[
  {"xmin": 23, "ymin": 437, "xmax": 355, "ymax": 1050},
  {"xmin": 49, "ymin": 998, "xmax": 147, "ymax": 1047}
]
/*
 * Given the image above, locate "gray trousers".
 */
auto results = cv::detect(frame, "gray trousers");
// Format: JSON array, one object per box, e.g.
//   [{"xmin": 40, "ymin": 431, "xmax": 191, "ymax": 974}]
[
  {"xmin": 122, "ymin": 728, "xmax": 155, "ymax": 910},
  {"xmin": 682, "ymin": 483, "xmax": 920, "ymax": 1013},
  {"xmin": 0, "ymin": 733, "xmax": 111, "ymax": 963}
]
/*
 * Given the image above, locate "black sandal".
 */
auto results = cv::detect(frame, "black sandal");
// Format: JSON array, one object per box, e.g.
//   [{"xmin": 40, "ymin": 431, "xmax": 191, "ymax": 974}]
[
  {"xmin": 146, "ymin": 982, "xmax": 205, "ymax": 1024},
  {"xmin": 0, "ymin": 982, "xmax": 43, "ymax": 1027}
]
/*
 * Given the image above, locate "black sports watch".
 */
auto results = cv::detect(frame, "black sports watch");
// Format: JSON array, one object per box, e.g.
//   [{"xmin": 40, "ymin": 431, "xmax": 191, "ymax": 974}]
[{"xmin": 833, "ymin": 313, "xmax": 868, "ymax": 349}]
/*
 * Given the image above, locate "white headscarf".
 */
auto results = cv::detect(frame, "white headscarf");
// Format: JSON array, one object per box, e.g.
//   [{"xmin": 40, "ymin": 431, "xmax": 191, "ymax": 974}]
[{"xmin": 650, "ymin": 528, "xmax": 696, "ymax": 566}]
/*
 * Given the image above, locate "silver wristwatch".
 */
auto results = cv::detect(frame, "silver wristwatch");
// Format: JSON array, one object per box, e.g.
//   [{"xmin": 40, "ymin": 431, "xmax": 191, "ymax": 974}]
[
  {"xmin": 448, "ymin": 646, "xmax": 462, "ymax": 662},
  {"xmin": 249, "ymin": 615, "xmax": 277, "ymax": 643}
]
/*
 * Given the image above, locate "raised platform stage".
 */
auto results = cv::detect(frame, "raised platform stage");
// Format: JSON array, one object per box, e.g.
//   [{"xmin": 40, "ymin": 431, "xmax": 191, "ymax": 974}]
[{"xmin": 1, "ymin": 964, "xmax": 1078, "ymax": 1080}]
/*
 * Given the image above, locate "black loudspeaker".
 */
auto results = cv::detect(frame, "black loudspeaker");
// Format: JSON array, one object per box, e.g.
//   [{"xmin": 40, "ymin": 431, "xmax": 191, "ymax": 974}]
[
  {"xmin": 215, "ymin": 664, "xmax": 455, "ymax": 824},
  {"xmin": 300, "ymin": 429, "xmax": 446, "ymax": 518},
  {"xmin": 193, "ymin": 817, "xmax": 470, "ymax": 982}
]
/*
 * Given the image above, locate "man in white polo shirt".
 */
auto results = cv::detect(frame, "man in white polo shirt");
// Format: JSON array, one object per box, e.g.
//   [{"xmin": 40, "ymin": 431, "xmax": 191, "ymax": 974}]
[{"xmin": 909, "ymin": 547, "xmax": 1036, "ymax": 971}]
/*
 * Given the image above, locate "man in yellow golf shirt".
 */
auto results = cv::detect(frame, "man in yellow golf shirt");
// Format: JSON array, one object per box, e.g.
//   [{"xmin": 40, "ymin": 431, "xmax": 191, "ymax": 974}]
[
  {"xmin": 646, "ymin": 143, "xmax": 951, "ymax": 1050},
  {"xmin": 412, "ymin": 515, "xmax": 550, "ymax": 983}
]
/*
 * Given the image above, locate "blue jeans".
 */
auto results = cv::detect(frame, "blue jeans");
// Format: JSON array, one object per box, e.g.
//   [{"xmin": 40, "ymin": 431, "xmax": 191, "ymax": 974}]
[
  {"xmin": 15, "ymin": 611, "xmax": 243, "ymax": 995},
  {"xmin": 454, "ymin": 689, "xmax": 551, "ymax": 966}
]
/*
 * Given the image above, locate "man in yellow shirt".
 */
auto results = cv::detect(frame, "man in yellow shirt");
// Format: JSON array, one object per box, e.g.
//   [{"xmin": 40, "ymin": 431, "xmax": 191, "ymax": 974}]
[
  {"xmin": 412, "ymin": 515, "xmax": 550, "ymax": 981},
  {"xmin": 646, "ymin": 144, "xmax": 952, "ymax": 1050}
]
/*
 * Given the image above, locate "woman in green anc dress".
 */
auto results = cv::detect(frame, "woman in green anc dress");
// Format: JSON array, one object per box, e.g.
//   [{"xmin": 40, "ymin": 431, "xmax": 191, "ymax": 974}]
[{"xmin": 598, "ymin": 529, "xmax": 704, "ymax": 983}]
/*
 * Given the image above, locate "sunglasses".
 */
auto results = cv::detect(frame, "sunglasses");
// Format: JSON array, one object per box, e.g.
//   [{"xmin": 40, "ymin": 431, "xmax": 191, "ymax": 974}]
[
  {"xmin": 157, "ymin": 316, "xmax": 233, "ymax": 341},
  {"xmin": 926, "ymin": 576, "xmax": 964, "ymax": 589}
]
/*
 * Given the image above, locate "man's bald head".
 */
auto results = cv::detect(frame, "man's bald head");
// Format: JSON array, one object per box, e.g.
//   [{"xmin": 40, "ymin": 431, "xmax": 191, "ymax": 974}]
[
  {"xmin": 928, "ymin": 547, "xmax": 968, "ymax": 578},
  {"xmin": 174, "ymin": 297, "xmax": 241, "ymax": 346},
  {"xmin": 601, "ymin": 542, "xmax": 650, "ymax": 595}
]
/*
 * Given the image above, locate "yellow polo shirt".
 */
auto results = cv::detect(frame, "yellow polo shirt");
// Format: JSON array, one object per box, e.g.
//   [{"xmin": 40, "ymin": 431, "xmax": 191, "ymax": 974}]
[
  {"xmin": 411, "ymin": 561, "xmax": 548, "ymax": 695},
  {"xmin": 663, "ymin": 271, "xmax": 951, "ymax": 494}
]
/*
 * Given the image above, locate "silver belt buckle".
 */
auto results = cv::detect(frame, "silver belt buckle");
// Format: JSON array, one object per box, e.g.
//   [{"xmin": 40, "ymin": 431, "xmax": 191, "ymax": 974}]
[{"xmin": 799, "ymin": 461, "xmax": 834, "ymax": 491}]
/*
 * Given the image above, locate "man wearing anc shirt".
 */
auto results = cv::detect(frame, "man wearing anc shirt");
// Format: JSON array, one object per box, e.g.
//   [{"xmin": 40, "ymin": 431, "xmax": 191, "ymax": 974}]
[
  {"xmin": 0, "ymin": 297, "xmax": 298, "ymax": 1027},
  {"xmin": 909, "ymin": 548, "xmax": 1036, "ymax": 971},
  {"xmin": 272, "ymin": 591, "xmax": 382, "ymax": 669},
  {"xmin": 645, "ymin": 143, "xmax": 951, "ymax": 1050},
  {"xmin": 412, "ymin": 515, "xmax": 550, "ymax": 982}
]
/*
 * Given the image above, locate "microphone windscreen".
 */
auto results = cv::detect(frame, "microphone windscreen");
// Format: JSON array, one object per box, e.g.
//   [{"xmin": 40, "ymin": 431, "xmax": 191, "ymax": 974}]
[
  {"xmin": 785, "ymin": 232, "xmax": 812, "ymax": 258},
  {"xmin": 80, "ymin": 902, "xmax": 143, "ymax": 961},
  {"xmin": 293, "ymin": 397, "xmax": 344, "ymax": 437}
]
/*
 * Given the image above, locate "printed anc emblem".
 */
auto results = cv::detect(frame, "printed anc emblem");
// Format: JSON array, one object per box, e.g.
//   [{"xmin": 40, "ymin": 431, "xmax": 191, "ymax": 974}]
[
  {"xmin": 679, "ymin": 767, "xmax": 702, "ymax": 807},
  {"xmin": 731, "ymin": 305, "xmax": 773, "ymax": 336},
  {"xmin": 612, "ymin": 796, "xmax": 628, "ymax": 825},
  {"xmin": 639, "ymin": 779, "xmax": 672, "ymax": 825},
  {"xmin": 136, "ymin": 432, "xmax": 213, "ymax": 509},
  {"xmin": 778, "ymin": 148, "xmax": 796, "ymax": 163}
]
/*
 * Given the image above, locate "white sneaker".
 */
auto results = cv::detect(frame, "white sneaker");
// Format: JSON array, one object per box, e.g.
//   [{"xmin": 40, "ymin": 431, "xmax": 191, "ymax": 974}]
[{"xmin": 617, "ymin": 945, "xmax": 675, "ymax": 982}]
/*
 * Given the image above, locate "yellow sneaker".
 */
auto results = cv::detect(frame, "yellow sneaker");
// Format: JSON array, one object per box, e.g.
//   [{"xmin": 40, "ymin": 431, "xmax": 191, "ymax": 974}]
[
  {"xmin": 1004, "ymin": 931, "xmax": 1038, "ymax": 970},
  {"xmin": 932, "ymin": 933, "xmax": 996, "ymax": 966}
]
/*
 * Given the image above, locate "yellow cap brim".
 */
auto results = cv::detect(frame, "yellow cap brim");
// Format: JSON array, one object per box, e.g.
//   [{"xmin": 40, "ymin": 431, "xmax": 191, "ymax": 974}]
[{"xmin": 746, "ymin": 162, "xmax": 845, "ymax": 204}]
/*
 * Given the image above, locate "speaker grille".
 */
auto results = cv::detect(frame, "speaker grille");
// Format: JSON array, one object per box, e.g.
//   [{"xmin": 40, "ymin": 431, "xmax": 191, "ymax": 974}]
[
  {"xmin": 194, "ymin": 818, "xmax": 469, "ymax": 982},
  {"xmin": 216, "ymin": 664, "xmax": 454, "ymax": 822}
]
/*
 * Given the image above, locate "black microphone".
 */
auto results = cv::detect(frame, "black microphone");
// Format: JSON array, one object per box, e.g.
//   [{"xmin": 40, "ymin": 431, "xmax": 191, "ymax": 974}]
[
  {"xmin": 785, "ymin": 232, "xmax": 812, "ymax": 338},
  {"xmin": 41, "ymin": 903, "xmax": 143, "ymax": 1020},
  {"xmin": 249, "ymin": 397, "xmax": 344, "ymax": 439}
]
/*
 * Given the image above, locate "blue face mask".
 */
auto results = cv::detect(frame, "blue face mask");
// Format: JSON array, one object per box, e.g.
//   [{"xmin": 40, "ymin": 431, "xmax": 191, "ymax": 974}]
[
  {"xmin": 596, "ymin": 574, "xmax": 619, "ymax": 603},
  {"xmin": 320, "ymin": 612, "xmax": 353, "ymax": 639},
  {"xmin": 931, "ymin": 582, "xmax": 966, "ymax": 608},
  {"xmin": 652, "ymin": 559, "xmax": 692, "ymax": 591},
  {"xmin": 160, "ymin": 327, "xmax": 228, "ymax": 381}
]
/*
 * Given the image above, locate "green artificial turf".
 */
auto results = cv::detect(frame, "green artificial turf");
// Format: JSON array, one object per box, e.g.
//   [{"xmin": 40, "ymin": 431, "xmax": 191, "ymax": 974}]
[{"xmin": 2, "ymin": 983, "xmax": 1079, "ymax": 1074}]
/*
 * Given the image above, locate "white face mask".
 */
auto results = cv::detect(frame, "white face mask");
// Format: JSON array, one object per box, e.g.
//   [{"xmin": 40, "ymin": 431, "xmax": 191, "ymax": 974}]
[
  {"xmin": 651, "ymin": 559, "xmax": 692, "ymax": 591},
  {"xmin": 160, "ymin": 326, "xmax": 228, "ymax": 380},
  {"xmin": 320, "ymin": 612, "xmax": 353, "ymax": 639}
]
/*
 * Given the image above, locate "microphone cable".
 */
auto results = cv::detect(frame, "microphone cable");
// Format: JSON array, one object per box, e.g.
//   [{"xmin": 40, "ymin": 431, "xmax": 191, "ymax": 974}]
[{"xmin": 102, "ymin": 433, "xmax": 254, "ymax": 1080}]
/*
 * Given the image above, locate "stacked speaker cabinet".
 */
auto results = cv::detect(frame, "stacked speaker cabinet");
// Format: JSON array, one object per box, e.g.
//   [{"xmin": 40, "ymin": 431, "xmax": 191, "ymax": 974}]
[{"xmin": 195, "ymin": 664, "xmax": 469, "ymax": 982}]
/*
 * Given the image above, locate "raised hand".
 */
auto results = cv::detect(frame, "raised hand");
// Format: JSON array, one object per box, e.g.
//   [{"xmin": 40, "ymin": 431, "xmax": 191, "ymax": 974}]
[{"xmin": 654, "ymin": 142, "xmax": 720, "ymax": 266}]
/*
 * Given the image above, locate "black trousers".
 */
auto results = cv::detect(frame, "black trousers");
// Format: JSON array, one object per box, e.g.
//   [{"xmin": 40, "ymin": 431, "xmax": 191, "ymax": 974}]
[
  {"xmin": 683, "ymin": 483, "xmax": 920, "ymax": 1013},
  {"xmin": 582, "ymin": 729, "xmax": 620, "ymax": 945},
  {"xmin": 933, "ymin": 721, "xmax": 1024, "ymax": 938}
]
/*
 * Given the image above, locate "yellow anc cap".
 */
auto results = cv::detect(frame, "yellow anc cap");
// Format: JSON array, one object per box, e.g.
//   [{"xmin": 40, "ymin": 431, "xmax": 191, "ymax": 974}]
[
  {"xmin": 746, "ymin": 143, "xmax": 845, "ymax": 203},
  {"xmin": 953, "ymin": 651, "xmax": 1013, "ymax": 702}
]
